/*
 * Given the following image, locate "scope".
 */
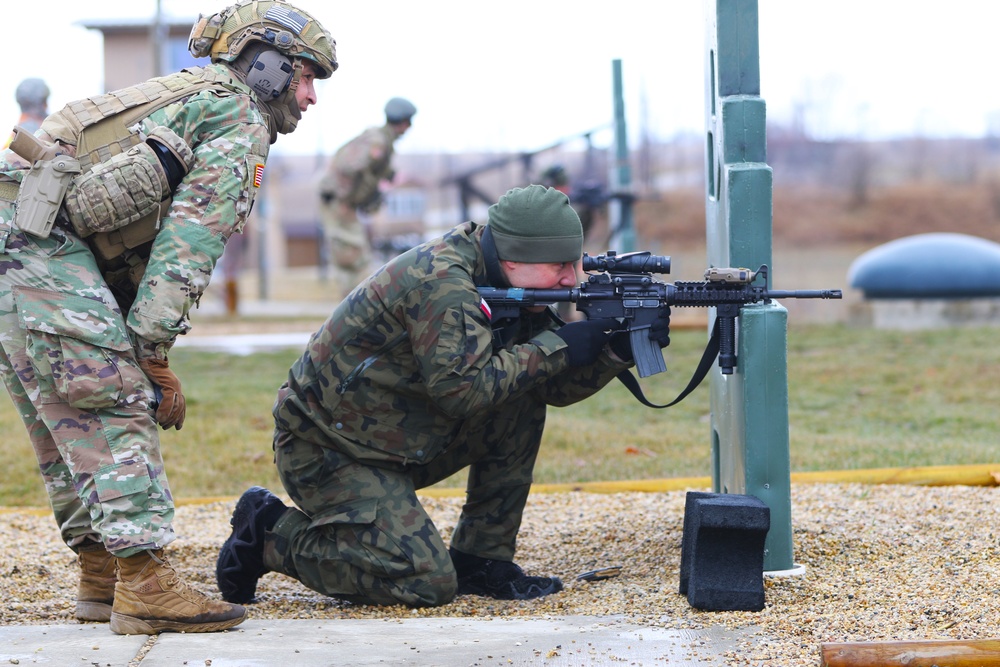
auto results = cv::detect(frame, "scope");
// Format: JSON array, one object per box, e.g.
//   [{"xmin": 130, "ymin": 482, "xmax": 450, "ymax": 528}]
[{"xmin": 582, "ymin": 250, "xmax": 671, "ymax": 275}]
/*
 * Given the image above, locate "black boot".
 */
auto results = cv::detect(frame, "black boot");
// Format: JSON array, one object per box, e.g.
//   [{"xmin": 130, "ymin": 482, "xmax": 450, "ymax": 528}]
[
  {"xmin": 450, "ymin": 547, "xmax": 563, "ymax": 600},
  {"xmin": 216, "ymin": 486, "xmax": 288, "ymax": 604}
]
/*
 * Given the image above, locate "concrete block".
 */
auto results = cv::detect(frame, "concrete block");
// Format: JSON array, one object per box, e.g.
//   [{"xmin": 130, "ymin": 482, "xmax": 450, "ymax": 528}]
[{"xmin": 679, "ymin": 492, "xmax": 770, "ymax": 611}]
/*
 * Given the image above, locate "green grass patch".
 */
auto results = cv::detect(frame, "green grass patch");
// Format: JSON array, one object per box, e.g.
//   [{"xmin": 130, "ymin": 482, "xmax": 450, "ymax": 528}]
[{"xmin": 1, "ymin": 324, "xmax": 997, "ymax": 507}]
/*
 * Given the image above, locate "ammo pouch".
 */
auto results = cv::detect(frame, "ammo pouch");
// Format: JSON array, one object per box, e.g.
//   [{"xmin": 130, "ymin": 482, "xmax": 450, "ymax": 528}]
[{"xmin": 64, "ymin": 140, "xmax": 172, "ymax": 238}]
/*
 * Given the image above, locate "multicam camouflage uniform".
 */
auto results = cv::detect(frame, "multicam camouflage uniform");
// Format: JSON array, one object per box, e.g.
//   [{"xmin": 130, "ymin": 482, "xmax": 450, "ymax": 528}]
[
  {"xmin": 267, "ymin": 221, "xmax": 629, "ymax": 606},
  {"xmin": 0, "ymin": 63, "xmax": 270, "ymax": 557},
  {"xmin": 318, "ymin": 124, "xmax": 398, "ymax": 292}
]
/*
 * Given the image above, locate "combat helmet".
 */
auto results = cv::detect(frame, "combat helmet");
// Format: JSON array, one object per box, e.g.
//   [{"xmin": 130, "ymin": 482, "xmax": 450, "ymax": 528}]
[{"xmin": 189, "ymin": 0, "xmax": 337, "ymax": 137}]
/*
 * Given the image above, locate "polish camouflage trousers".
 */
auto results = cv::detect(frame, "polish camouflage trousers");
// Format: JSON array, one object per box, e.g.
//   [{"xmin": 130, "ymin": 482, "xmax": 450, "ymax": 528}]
[
  {"xmin": 266, "ymin": 393, "xmax": 547, "ymax": 607},
  {"xmin": 0, "ymin": 213, "xmax": 175, "ymax": 557}
]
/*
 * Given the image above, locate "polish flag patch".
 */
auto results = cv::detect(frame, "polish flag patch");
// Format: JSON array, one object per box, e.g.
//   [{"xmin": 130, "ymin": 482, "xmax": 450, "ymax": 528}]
[
  {"xmin": 253, "ymin": 163, "xmax": 265, "ymax": 188},
  {"xmin": 479, "ymin": 297, "xmax": 492, "ymax": 320}
]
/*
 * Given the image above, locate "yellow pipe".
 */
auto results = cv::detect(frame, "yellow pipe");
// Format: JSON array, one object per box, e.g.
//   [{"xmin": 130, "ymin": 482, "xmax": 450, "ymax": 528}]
[
  {"xmin": 419, "ymin": 462, "xmax": 1000, "ymax": 498},
  {"xmin": 2, "ymin": 463, "xmax": 997, "ymax": 511}
]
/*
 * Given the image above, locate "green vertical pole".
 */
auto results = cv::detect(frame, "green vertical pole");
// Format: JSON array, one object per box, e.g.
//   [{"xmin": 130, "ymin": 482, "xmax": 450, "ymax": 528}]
[
  {"xmin": 704, "ymin": 0, "xmax": 800, "ymax": 574},
  {"xmin": 610, "ymin": 59, "xmax": 635, "ymax": 252}
]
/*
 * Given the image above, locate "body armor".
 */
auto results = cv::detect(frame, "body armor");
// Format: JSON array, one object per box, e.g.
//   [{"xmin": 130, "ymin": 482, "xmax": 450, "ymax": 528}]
[{"xmin": 27, "ymin": 67, "xmax": 244, "ymax": 261}]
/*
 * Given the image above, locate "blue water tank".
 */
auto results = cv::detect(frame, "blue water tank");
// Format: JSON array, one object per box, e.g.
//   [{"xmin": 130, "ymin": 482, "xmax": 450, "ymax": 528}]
[{"xmin": 848, "ymin": 233, "xmax": 1000, "ymax": 299}]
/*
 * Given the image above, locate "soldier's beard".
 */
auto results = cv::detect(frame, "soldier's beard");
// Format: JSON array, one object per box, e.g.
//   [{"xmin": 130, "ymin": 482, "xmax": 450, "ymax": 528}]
[{"xmin": 261, "ymin": 93, "xmax": 302, "ymax": 142}]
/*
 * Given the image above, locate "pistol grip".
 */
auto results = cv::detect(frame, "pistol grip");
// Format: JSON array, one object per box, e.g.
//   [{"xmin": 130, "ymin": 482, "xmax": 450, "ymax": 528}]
[
  {"xmin": 630, "ymin": 326, "xmax": 667, "ymax": 378},
  {"xmin": 9, "ymin": 126, "xmax": 49, "ymax": 163}
]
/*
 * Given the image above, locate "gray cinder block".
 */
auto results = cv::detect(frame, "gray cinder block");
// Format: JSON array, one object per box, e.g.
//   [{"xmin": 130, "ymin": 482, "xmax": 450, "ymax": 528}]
[{"xmin": 679, "ymin": 492, "xmax": 770, "ymax": 612}]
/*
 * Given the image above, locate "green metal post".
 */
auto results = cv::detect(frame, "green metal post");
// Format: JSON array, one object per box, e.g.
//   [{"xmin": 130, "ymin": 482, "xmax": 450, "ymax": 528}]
[
  {"xmin": 704, "ymin": 0, "xmax": 800, "ymax": 574},
  {"xmin": 610, "ymin": 59, "xmax": 635, "ymax": 252}
]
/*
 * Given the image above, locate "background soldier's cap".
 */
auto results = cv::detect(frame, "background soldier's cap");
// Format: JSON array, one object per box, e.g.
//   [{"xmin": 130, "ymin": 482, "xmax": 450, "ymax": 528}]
[
  {"xmin": 384, "ymin": 97, "xmax": 417, "ymax": 123},
  {"xmin": 15, "ymin": 78, "xmax": 49, "ymax": 109},
  {"xmin": 487, "ymin": 185, "xmax": 583, "ymax": 263}
]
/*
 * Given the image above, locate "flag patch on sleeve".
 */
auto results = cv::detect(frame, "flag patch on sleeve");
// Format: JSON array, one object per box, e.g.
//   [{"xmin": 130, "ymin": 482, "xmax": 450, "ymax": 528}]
[
  {"xmin": 479, "ymin": 297, "xmax": 492, "ymax": 320},
  {"xmin": 253, "ymin": 163, "xmax": 265, "ymax": 188}
]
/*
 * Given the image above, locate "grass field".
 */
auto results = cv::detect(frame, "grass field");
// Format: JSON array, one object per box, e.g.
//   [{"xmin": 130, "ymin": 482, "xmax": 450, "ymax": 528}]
[{"xmin": 1, "ymin": 323, "xmax": 997, "ymax": 507}]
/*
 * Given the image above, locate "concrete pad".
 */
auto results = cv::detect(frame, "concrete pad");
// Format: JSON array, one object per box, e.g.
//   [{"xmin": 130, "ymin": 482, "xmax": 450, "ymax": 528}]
[
  {"xmin": 0, "ymin": 617, "xmax": 758, "ymax": 666},
  {"xmin": 0, "ymin": 622, "xmax": 148, "ymax": 665},
  {"xmin": 174, "ymin": 331, "xmax": 312, "ymax": 355}
]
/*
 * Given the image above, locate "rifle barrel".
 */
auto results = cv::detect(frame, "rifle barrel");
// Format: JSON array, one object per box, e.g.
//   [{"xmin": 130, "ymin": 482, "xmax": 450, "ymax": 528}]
[
  {"xmin": 768, "ymin": 289, "xmax": 843, "ymax": 299},
  {"xmin": 477, "ymin": 287, "xmax": 576, "ymax": 306}
]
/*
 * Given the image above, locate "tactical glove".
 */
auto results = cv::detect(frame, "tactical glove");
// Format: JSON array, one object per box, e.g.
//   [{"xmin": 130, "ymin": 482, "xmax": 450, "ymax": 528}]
[
  {"xmin": 139, "ymin": 357, "xmax": 186, "ymax": 430},
  {"xmin": 609, "ymin": 306, "xmax": 671, "ymax": 362},
  {"xmin": 553, "ymin": 317, "xmax": 617, "ymax": 367}
]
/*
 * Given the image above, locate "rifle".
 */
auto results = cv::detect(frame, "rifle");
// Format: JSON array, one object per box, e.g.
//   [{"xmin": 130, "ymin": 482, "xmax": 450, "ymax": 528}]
[{"xmin": 478, "ymin": 250, "xmax": 842, "ymax": 405}]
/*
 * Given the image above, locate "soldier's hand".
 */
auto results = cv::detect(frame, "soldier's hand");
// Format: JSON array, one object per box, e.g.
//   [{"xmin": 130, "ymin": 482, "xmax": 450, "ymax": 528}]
[
  {"xmin": 139, "ymin": 357, "xmax": 187, "ymax": 430},
  {"xmin": 554, "ymin": 318, "xmax": 618, "ymax": 367},
  {"xmin": 649, "ymin": 306, "xmax": 671, "ymax": 348},
  {"xmin": 609, "ymin": 307, "xmax": 671, "ymax": 362}
]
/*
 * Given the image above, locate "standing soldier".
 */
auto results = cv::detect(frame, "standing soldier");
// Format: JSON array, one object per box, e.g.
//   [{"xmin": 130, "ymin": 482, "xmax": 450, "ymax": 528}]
[
  {"xmin": 0, "ymin": 0, "xmax": 336, "ymax": 635},
  {"xmin": 3, "ymin": 77, "xmax": 50, "ymax": 149},
  {"xmin": 319, "ymin": 96, "xmax": 416, "ymax": 295}
]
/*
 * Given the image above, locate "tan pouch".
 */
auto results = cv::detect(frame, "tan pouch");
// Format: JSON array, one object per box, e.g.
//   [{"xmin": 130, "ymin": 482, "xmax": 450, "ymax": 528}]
[
  {"xmin": 64, "ymin": 141, "xmax": 169, "ymax": 238},
  {"xmin": 88, "ymin": 208, "xmax": 166, "ymax": 261}
]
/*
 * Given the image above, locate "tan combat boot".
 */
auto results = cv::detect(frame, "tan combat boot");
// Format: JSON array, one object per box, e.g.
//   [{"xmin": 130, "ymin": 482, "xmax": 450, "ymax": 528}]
[
  {"xmin": 76, "ymin": 544, "xmax": 117, "ymax": 622},
  {"xmin": 110, "ymin": 549, "xmax": 246, "ymax": 635}
]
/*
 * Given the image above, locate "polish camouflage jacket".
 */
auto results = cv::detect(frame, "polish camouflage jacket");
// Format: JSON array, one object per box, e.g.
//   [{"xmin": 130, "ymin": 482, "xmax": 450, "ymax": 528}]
[
  {"xmin": 0, "ymin": 63, "xmax": 270, "ymax": 360},
  {"xmin": 273, "ymin": 221, "xmax": 630, "ymax": 467},
  {"xmin": 318, "ymin": 124, "xmax": 396, "ymax": 209}
]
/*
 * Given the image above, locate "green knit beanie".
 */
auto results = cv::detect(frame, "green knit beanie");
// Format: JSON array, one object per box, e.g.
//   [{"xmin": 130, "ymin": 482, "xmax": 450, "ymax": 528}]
[{"xmin": 487, "ymin": 185, "xmax": 583, "ymax": 263}]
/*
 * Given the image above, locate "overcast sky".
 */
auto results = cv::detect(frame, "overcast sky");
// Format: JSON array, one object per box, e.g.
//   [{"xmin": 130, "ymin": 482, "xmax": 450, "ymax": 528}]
[{"xmin": 4, "ymin": 1, "xmax": 1000, "ymax": 157}]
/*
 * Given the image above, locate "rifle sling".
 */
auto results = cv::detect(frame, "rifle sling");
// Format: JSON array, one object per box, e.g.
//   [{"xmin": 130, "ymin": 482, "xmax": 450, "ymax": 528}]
[{"xmin": 615, "ymin": 317, "xmax": 721, "ymax": 409}]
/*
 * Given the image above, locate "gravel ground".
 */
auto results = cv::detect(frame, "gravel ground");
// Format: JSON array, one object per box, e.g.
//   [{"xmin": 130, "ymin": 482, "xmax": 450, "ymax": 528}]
[{"xmin": 2, "ymin": 483, "xmax": 998, "ymax": 666}]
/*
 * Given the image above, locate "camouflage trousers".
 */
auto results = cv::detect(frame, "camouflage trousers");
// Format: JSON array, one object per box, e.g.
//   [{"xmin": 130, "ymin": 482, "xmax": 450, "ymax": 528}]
[
  {"xmin": 0, "ymin": 214, "xmax": 175, "ymax": 557},
  {"xmin": 266, "ymin": 393, "xmax": 547, "ymax": 607},
  {"xmin": 321, "ymin": 200, "xmax": 371, "ymax": 295}
]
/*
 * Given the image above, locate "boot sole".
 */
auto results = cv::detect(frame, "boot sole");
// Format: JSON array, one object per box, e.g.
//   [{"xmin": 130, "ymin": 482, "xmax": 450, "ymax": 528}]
[
  {"xmin": 76, "ymin": 600, "xmax": 113, "ymax": 622},
  {"xmin": 109, "ymin": 608, "xmax": 247, "ymax": 635},
  {"xmin": 216, "ymin": 487, "xmax": 277, "ymax": 603}
]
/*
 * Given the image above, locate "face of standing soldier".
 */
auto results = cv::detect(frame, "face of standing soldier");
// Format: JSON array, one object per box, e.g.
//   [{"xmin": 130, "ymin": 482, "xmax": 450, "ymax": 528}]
[
  {"xmin": 295, "ymin": 60, "xmax": 319, "ymax": 111},
  {"xmin": 189, "ymin": 0, "xmax": 337, "ymax": 138}
]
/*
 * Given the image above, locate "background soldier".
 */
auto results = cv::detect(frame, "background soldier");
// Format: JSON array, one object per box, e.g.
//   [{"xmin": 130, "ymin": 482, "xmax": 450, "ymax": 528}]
[
  {"xmin": 318, "ymin": 96, "xmax": 416, "ymax": 295},
  {"xmin": 3, "ymin": 77, "xmax": 50, "ymax": 148},
  {"xmin": 0, "ymin": 0, "xmax": 336, "ymax": 635},
  {"xmin": 216, "ymin": 185, "xmax": 671, "ymax": 608}
]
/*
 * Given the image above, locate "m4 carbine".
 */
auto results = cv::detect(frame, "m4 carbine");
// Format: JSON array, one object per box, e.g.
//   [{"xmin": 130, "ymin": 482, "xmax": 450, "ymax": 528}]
[{"xmin": 479, "ymin": 250, "xmax": 842, "ymax": 379}]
